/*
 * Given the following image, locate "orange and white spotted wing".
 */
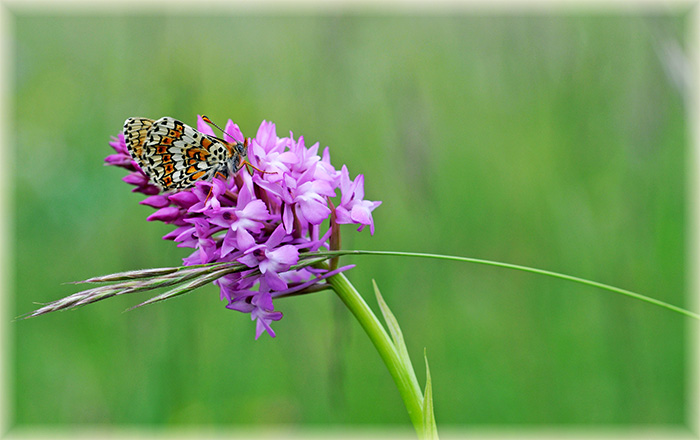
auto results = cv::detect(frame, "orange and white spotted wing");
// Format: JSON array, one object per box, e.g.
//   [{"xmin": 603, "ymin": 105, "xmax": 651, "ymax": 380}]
[
  {"xmin": 123, "ymin": 116, "xmax": 244, "ymax": 191},
  {"xmin": 123, "ymin": 117, "xmax": 155, "ymax": 174}
]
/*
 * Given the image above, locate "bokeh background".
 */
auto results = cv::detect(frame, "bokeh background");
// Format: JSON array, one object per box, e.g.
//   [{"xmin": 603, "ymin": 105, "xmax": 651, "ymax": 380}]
[{"xmin": 7, "ymin": 4, "xmax": 693, "ymax": 436}]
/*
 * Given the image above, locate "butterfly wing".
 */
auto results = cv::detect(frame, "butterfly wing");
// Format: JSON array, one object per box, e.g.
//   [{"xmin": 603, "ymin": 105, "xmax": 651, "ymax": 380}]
[
  {"xmin": 123, "ymin": 117, "xmax": 155, "ymax": 173},
  {"xmin": 143, "ymin": 117, "xmax": 234, "ymax": 190}
]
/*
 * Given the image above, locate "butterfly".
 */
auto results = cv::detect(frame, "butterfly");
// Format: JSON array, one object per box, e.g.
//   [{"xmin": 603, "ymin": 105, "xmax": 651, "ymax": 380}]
[{"xmin": 123, "ymin": 116, "xmax": 249, "ymax": 191}]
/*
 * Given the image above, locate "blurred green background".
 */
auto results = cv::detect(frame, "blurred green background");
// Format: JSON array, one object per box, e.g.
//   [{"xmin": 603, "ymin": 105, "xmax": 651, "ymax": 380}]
[{"xmin": 9, "ymin": 7, "xmax": 691, "ymax": 434}]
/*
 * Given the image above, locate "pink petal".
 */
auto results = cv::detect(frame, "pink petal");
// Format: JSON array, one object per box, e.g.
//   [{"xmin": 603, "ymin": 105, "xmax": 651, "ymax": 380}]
[
  {"xmin": 350, "ymin": 203, "xmax": 372, "ymax": 226},
  {"xmin": 255, "ymin": 120, "xmax": 278, "ymax": 152},
  {"xmin": 334, "ymin": 206, "xmax": 352, "ymax": 224},
  {"xmin": 236, "ymin": 228, "xmax": 256, "ymax": 252},
  {"xmin": 123, "ymin": 173, "xmax": 149, "ymax": 186},
  {"xmin": 266, "ymin": 245, "xmax": 299, "ymax": 267},
  {"xmin": 140, "ymin": 195, "xmax": 170, "ymax": 208},
  {"xmin": 221, "ymin": 228, "xmax": 238, "ymax": 257},
  {"xmin": 298, "ymin": 198, "xmax": 331, "ymax": 225},
  {"xmin": 224, "ymin": 119, "xmax": 244, "ymax": 144},
  {"xmin": 147, "ymin": 206, "xmax": 181, "ymax": 222},
  {"xmin": 267, "ymin": 224, "xmax": 288, "ymax": 249},
  {"xmin": 353, "ymin": 174, "xmax": 365, "ymax": 200},
  {"xmin": 261, "ymin": 270, "xmax": 288, "ymax": 291},
  {"xmin": 238, "ymin": 253, "xmax": 260, "ymax": 268},
  {"xmin": 282, "ymin": 204, "xmax": 294, "ymax": 233},
  {"xmin": 239, "ymin": 199, "xmax": 269, "ymax": 221},
  {"xmin": 169, "ymin": 191, "xmax": 198, "ymax": 208}
]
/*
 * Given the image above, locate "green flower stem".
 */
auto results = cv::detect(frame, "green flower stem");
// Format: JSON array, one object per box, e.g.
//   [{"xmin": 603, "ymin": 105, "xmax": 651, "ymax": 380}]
[{"xmin": 326, "ymin": 270, "xmax": 425, "ymax": 434}]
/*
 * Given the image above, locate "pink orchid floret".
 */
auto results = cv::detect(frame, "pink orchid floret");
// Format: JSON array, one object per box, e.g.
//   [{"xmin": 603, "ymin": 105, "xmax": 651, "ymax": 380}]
[
  {"xmin": 107, "ymin": 116, "xmax": 382, "ymax": 338},
  {"xmin": 336, "ymin": 165, "xmax": 382, "ymax": 235},
  {"xmin": 237, "ymin": 224, "xmax": 299, "ymax": 291}
]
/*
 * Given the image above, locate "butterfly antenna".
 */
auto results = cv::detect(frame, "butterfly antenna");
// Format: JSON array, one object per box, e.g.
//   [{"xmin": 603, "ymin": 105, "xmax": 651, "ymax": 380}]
[{"xmin": 201, "ymin": 115, "xmax": 241, "ymax": 143}]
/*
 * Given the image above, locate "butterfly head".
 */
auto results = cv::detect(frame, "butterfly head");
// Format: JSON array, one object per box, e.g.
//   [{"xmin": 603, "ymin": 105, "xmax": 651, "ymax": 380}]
[
  {"xmin": 239, "ymin": 137, "xmax": 249, "ymax": 157},
  {"xmin": 202, "ymin": 116, "xmax": 272, "ymax": 176}
]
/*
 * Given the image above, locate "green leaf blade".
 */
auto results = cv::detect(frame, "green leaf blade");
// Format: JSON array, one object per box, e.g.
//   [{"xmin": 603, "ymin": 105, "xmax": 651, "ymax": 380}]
[
  {"xmin": 372, "ymin": 280, "xmax": 424, "ymax": 415},
  {"xmin": 422, "ymin": 349, "xmax": 438, "ymax": 440}
]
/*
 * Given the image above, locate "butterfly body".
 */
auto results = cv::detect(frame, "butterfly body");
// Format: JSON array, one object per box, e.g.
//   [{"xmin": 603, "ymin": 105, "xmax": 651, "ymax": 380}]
[{"xmin": 123, "ymin": 116, "xmax": 246, "ymax": 191}]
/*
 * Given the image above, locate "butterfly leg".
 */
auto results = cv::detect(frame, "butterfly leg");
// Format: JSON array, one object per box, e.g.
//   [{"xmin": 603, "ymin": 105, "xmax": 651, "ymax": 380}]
[
  {"xmin": 238, "ymin": 160, "xmax": 276, "ymax": 175},
  {"xmin": 204, "ymin": 172, "xmax": 228, "ymax": 203}
]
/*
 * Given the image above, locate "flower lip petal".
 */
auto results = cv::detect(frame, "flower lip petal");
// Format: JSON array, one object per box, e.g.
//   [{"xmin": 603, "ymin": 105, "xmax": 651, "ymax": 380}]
[
  {"xmin": 350, "ymin": 203, "xmax": 373, "ymax": 226},
  {"xmin": 208, "ymin": 207, "xmax": 238, "ymax": 229},
  {"xmin": 266, "ymin": 244, "xmax": 299, "ymax": 267},
  {"xmin": 261, "ymin": 270, "xmax": 288, "ymax": 291},
  {"xmin": 297, "ymin": 198, "xmax": 332, "ymax": 225},
  {"xmin": 239, "ymin": 199, "xmax": 270, "ymax": 221}
]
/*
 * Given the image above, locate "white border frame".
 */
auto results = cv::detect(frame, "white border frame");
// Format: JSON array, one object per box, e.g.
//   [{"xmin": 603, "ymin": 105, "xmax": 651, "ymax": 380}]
[{"xmin": 0, "ymin": 1, "xmax": 696, "ymax": 439}]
